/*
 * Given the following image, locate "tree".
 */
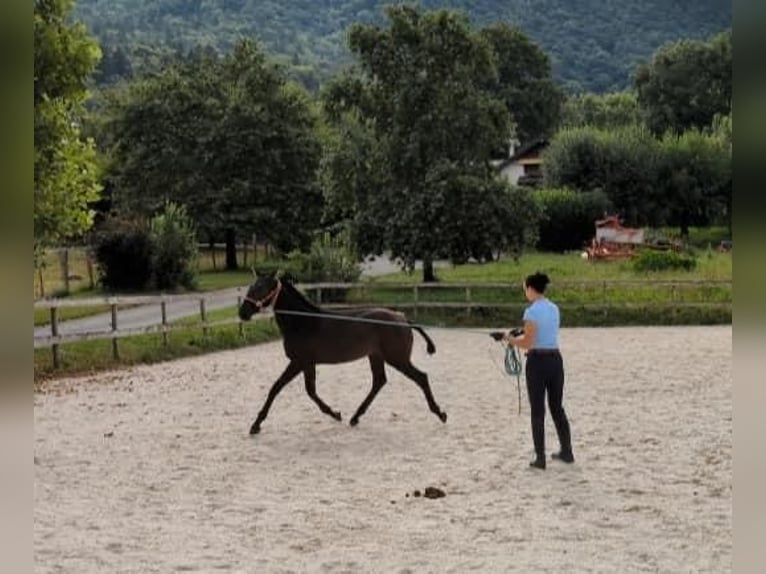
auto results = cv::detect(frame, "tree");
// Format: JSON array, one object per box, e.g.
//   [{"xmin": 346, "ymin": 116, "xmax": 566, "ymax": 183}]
[
  {"xmin": 317, "ymin": 108, "xmax": 389, "ymax": 257},
  {"xmin": 73, "ymin": 0, "xmax": 732, "ymax": 93},
  {"xmin": 543, "ymin": 124, "xmax": 731, "ymax": 235},
  {"xmin": 323, "ymin": 6, "xmax": 530, "ymax": 282},
  {"xmin": 634, "ymin": 29, "xmax": 731, "ymax": 135},
  {"xmin": 102, "ymin": 40, "xmax": 323, "ymax": 269},
  {"xmin": 543, "ymin": 126, "xmax": 664, "ymax": 226},
  {"xmin": 94, "ymin": 44, "xmax": 133, "ymax": 84},
  {"xmin": 534, "ymin": 189, "xmax": 612, "ymax": 252},
  {"xmin": 480, "ymin": 23, "xmax": 563, "ymax": 146},
  {"xmin": 561, "ymin": 91, "xmax": 641, "ymax": 129},
  {"xmin": 34, "ymin": 0, "xmax": 102, "ymax": 255},
  {"xmin": 656, "ymin": 129, "xmax": 731, "ymax": 237}
]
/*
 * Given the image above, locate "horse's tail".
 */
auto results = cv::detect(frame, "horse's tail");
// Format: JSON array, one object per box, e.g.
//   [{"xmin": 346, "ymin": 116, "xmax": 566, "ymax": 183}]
[{"xmin": 410, "ymin": 322, "xmax": 436, "ymax": 355}]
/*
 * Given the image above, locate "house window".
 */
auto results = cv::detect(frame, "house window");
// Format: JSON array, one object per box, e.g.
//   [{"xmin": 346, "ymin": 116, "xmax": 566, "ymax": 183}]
[{"xmin": 523, "ymin": 163, "xmax": 541, "ymax": 175}]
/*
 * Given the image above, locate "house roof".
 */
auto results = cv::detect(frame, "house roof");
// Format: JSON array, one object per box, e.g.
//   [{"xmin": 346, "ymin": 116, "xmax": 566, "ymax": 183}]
[
  {"xmin": 595, "ymin": 215, "xmax": 642, "ymax": 233},
  {"xmin": 497, "ymin": 138, "xmax": 549, "ymax": 170},
  {"xmin": 596, "ymin": 215, "xmax": 622, "ymax": 227}
]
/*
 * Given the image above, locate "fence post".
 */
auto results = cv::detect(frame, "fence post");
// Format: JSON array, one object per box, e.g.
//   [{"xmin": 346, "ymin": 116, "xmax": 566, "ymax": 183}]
[
  {"xmin": 237, "ymin": 295, "xmax": 244, "ymax": 338},
  {"xmin": 200, "ymin": 298, "xmax": 208, "ymax": 338},
  {"xmin": 670, "ymin": 282, "xmax": 678, "ymax": 323},
  {"xmin": 50, "ymin": 306, "xmax": 60, "ymax": 369},
  {"xmin": 161, "ymin": 299, "xmax": 168, "ymax": 346},
  {"xmin": 413, "ymin": 285, "xmax": 419, "ymax": 319},
  {"xmin": 38, "ymin": 266, "xmax": 45, "ymax": 299},
  {"xmin": 602, "ymin": 280, "xmax": 609, "ymax": 320},
  {"xmin": 63, "ymin": 248, "xmax": 71, "ymax": 294},
  {"xmin": 316, "ymin": 288, "xmax": 322, "ymax": 305},
  {"xmin": 86, "ymin": 251, "xmax": 95, "ymax": 289},
  {"xmin": 465, "ymin": 286, "xmax": 472, "ymax": 318},
  {"xmin": 111, "ymin": 302, "xmax": 119, "ymax": 360}
]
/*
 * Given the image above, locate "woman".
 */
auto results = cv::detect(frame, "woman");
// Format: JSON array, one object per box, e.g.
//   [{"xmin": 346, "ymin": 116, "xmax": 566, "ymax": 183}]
[{"xmin": 499, "ymin": 272, "xmax": 574, "ymax": 470}]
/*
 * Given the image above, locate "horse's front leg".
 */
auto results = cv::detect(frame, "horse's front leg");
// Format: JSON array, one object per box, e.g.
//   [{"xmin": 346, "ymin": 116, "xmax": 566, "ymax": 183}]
[
  {"xmin": 250, "ymin": 361, "xmax": 304, "ymax": 435},
  {"xmin": 350, "ymin": 355, "xmax": 387, "ymax": 426},
  {"xmin": 303, "ymin": 364, "xmax": 342, "ymax": 422}
]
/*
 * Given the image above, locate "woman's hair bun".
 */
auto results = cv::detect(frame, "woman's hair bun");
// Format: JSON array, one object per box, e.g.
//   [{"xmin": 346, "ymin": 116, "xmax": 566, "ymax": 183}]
[{"xmin": 525, "ymin": 271, "xmax": 550, "ymax": 293}]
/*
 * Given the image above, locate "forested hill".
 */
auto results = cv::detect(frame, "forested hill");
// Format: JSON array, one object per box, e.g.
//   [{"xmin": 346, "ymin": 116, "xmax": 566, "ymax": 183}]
[{"xmin": 75, "ymin": 0, "xmax": 731, "ymax": 93}]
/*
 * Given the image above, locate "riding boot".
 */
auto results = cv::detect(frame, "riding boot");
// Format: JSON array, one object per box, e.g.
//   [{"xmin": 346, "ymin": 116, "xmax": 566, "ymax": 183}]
[
  {"xmin": 552, "ymin": 412, "xmax": 574, "ymax": 463},
  {"xmin": 530, "ymin": 416, "xmax": 546, "ymax": 469}
]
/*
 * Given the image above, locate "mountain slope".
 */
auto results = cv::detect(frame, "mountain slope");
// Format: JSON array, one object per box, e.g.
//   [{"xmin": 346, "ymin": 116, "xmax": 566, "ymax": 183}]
[{"xmin": 75, "ymin": 0, "xmax": 731, "ymax": 92}]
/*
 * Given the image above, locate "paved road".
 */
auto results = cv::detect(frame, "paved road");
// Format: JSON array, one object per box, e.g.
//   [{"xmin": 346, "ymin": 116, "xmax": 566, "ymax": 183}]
[
  {"xmin": 33, "ymin": 287, "xmax": 249, "ymax": 344},
  {"xmin": 34, "ymin": 255, "xmax": 448, "ymax": 343}
]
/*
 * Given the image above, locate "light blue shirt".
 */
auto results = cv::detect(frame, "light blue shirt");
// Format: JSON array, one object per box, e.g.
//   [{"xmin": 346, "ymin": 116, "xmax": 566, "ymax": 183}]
[{"xmin": 523, "ymin": 298, "xmax": 559, "ymax": 349}]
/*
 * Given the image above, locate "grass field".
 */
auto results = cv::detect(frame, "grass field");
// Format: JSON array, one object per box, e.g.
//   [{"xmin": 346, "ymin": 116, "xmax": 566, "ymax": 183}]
[
  {"xmin": 34, "ymin": 227, "xmax": 731, "ymax": 298},
  {"xmin": 33, "ymin": 249, "xmax": 732, "ymax": 326},
  {"xmin": 33, "ymin": 228, "xmax": 732, "ymax": 382}
]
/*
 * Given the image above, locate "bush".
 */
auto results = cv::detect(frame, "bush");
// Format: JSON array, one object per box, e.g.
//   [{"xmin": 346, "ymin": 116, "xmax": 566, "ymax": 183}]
[
  {"xmin": 92, "ymin": 203, "xmax": 198, "ymax": 292},
  {"xmin": 279, "ymin": 230, "xmax": 361, "ymax": 303},
  {"xmin": 93, "ymin": 217, "xmax": 154, "ymax": 291},
  {"xmin": 535, "ymin": 188, "xmax": 611, "ymax": 252},
  {"xmin": 149, "ymin": 202, "xmax": 198, "ymax": 290},
  {"xmin": 631, "ymin": 249, "xmax": 697, "ymax": 272},
  {"xmin": 284, "ymin": 229, "xmax": 361, "ymax": 283}
]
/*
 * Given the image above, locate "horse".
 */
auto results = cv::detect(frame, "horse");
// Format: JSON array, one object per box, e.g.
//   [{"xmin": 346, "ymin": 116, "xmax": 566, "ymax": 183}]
[{"xmin": 238, "ymin": 271, "xmax": 447, "ymax": 435}]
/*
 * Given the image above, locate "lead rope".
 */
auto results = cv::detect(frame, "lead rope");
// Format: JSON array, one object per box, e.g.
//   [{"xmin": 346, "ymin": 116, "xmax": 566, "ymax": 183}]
[
  {"xmin": 269, "ymin": 307, "xmax": 524, "ymax": 413},
  {"xmin": 504, "ymin": 343, "xmax": 523, "ymax": 415}
]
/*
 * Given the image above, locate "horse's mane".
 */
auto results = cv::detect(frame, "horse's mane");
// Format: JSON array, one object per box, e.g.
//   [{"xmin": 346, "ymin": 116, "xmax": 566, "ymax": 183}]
[{"xmin": 280, "ymin": 279, "xmax": 322, "ymax": 313}]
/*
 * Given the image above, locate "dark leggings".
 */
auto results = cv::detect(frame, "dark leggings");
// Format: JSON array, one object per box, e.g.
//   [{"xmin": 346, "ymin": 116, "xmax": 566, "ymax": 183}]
[{"xmin": 525, "ymin": 351, "xmax": 572, "ymax": 458}]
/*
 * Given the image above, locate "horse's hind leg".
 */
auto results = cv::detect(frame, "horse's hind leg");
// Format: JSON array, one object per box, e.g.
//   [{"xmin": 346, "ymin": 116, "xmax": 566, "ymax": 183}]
[
  {"xmin": 304, "ymin": 364, "xmax": 342, "ymax": 422},
  {"xmin": 389, "ymin": 361, "xmax": 447, "ymax": 423},
  {"xmin": 349, "ymin": 355, "xmax": 388, "ymax": 426},
  {"xmin": 250, "ymin": 360, "xmax": 303, "ymax": 435}
]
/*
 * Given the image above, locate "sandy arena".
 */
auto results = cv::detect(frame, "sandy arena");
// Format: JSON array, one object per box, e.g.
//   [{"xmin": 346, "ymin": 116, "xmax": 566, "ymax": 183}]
[{"xmin": 34, "ymin": 326, "xmax": 732, "ymax": 573}]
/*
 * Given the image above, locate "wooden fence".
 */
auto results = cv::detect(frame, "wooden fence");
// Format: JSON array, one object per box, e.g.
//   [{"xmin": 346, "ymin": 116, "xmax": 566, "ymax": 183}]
[{"xmin": 34, "ymin": 279, "xmax": 732, "ymax": 369}]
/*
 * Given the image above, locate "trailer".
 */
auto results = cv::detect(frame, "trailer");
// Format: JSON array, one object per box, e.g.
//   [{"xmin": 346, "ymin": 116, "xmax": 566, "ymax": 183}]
[{"xmin": 585, "ymin": 215, "xmax": 644, "ymax": 261}]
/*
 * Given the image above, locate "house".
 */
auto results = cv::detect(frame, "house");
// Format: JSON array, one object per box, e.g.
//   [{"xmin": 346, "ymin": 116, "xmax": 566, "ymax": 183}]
[{"xmin": 494, "ymin": 139, "xmax": 549, "ymax": 187}]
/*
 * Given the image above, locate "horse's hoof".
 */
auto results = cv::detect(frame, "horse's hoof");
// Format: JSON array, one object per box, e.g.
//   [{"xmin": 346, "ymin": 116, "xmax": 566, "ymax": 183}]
[
  {"xmin": 349, "ymin": 417, "xmax": 359, "ymax": 427},
  {"xmin": 333, "ymin": 411, "xmax": 342, "ymax": 422},
  {"xmin": 249, "ymin": 423, "xmax": 260, "ymax": 435},
  {"xmin": 439, "ymin": 412, "xmax": 448, "ymax": 423}
]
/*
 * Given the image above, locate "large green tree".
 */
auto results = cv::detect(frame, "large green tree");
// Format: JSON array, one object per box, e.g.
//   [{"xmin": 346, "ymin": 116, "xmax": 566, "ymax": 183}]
[
  {"xmin": 102, "ymin": 41, "xmax": 323, "ymax": 269},
  {"xmin": 34, "ymin": 0, "xmax": 102, "ymax": 254},
  {"xmin": 322, "ymin": 6, "xmax": 536, "ymax": 281},
  {"xmin": 656, "ymin": 128, "xmax": 732, "ymax": 236},
  {"xmin": 561, "ymin": 91, "xmax": 641, "ymax": 129},
  {"xmin": 480, "ymin": 23, "xmax": 563, "ymax": 145},
  {"xmin": 634, "ymin": 29, "xmax": 731, "ymax": 135},
  {"xmin": 543, "ymin": 126, "xmax": 666, "ymax": 226},
  {"xmin": 543, "ymin": 125, "xmax": 731, "ymax": 234}
]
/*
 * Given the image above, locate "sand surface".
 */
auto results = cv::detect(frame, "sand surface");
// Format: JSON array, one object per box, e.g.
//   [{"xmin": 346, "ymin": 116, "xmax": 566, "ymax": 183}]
[{"xmin": 34, "ymin": 326, "xmax": 732, "ymax": 573}]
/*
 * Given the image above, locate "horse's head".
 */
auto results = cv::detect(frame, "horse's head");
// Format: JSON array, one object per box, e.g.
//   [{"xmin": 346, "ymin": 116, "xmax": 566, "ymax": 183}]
[{"xmin": 239, "ymin": 270, "xmax": 282, "ymax": 321}]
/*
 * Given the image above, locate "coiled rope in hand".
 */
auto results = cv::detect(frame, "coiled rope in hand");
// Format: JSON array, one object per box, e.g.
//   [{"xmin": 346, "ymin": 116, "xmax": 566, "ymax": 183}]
[{"xmin": 504, "ymin": 344, "xmax": 523, "ymax": 415}]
